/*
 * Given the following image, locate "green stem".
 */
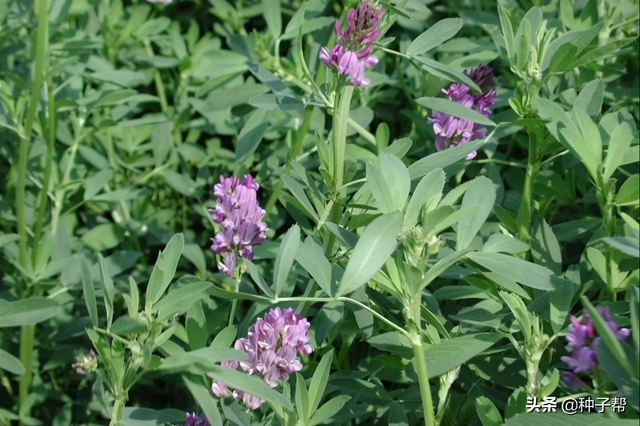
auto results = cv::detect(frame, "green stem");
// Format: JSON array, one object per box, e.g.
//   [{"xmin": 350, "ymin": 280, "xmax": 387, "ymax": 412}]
[
  {"xmin": 144, "ymin": 41, "xmax": 168, "ymax": 114},
  {"xmin": 410, "ymin": 333, "xmax": 436, "ymax": 426},
  {"xmin": 228, "ymin": 269, "xmax": 242, "ymax": 326},
  {"xmin": 32, "ymin": 78, "xmax": 56, "ymax": 265},
  {"xmin": 109, "ymin": 393, "xmax": 126, "ymax": 426},
  {"xmin": 18, "ymin": 324, "xmax": 35, "ymax": 425},
  {"xmin": 516, "ymin": 127, "xmax": 541, "ymax": 242},
  {"xmin": 264, "ymin": 106, "xmax": 313, "ymax": 217},
  {"xmin": 332, "ymin": 85, "xmax": 354, "ymax": 192},
  {"xmin": 17, "ymin": 0, "xmax": 48, "ymax": 272}
]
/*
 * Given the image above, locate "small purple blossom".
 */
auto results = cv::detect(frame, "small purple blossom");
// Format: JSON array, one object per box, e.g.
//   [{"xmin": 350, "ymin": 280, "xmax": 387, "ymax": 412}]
[
  {"xmin": 560, "ymin": 306, "xmax": 630, "ymax": 374},
  {"xmin": 175, "ymin": 413, "xmax": 209, "ymax": 426},
  {"xmin": 209, "ymin": 175, "xmax": 268, "ymax": 276},
  {"xmin": 429, "ymin": 64, "xmax": 497, "ymax": 160},
  {"xmin": 318, "ymin": 0, "xmax": 384, "ymax": 86},
  {"xmin": 212, "ymin": 308, "xmax": 314, "ymax": 411}
]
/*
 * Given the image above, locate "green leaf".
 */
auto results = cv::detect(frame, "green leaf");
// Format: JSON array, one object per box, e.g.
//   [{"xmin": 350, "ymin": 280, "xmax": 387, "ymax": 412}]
[
  {"xmin": 273, "ymin": 225, "xmax": 300, "ymax": 297},
  {"xmin": 0, "ymin": 233, "xmax": 20, "ymax": 249},
  {"xmin": 206, "ymin": 366, "xmax": 293, "ymax": 410},
  {"xmin": 337, "ymin": 212, "xmax": 402, "ymax": 296},
  {"xmin": 81, "ymin": 259, "xmax": 99, "ymax": 328},
  {"xmin": 308, "ymin": 395, "xmax": 351, "ymax": 426},
  {"xmin": 406, "ymin": 18, "xmax": 463, "ymax": 56},
  {"xmin": 92, "ymin": 188, "xmax": 151, "ymax": 202},
  {"xmin": 475, "ymin": 396, "xmax": 502, "ymax": 426},
  {"xmin": 550, "ymin": 280, "xmax": 574, "ymax": 334},
  {"xmin": 120, "ymin": 408, "xmax": 185, "ymax": 426},
  {"xmin": 456, "ymin": 176, "xmax": 496, "ymax": 250},
  {"xmin": 83, "ymin": 169, "xmax": 114, "ymax": 201},
  {"xmin": 0, "ymin": 298, "xmax": 61, "ymax": 328},
  {"xmin": 263, "ymin": 0, "xmax": 282, "ymax": 38},
  {"xmin": 0, "ymin": 348, "xmax": 25, "ymax": 375},
  {"xmin": 154, "ymin": 281, "xmax": 212, "ymax": 322},
  {"xmin": 582, "ymin": 297, "xmax": 634, "ymax": 376},
  {"xmin": 98, "ymin": 253, "xmax": 115, "ymax": 330},
  {"xmin": 295, "ymin": 239, "xmax": 334, "ymax": 296},
  {"xmin": 145, "ymin": 233, "xmax": 185, "ymax": 309},
  {"xmin": 531, "ymin": 219, "xmax": 562, "ymax": 275},
  {"xmin": 596, "ymin": 339, "xmax": 640, "ymax": 411},
  {"xmin": 186, "ymin": 301, "xmax": 208, "ymax": 350},
  {"xmin": 541, "ymin": 22, "xmax": 603, "ymax": 71},
  {"xmin": 498, "ymin": 4, "xmax": 516, "ymax": 62},
  {"xmin": 415, "ymin": 56, "xmax": 481, "ymax": 92},
  {"xmin": 235, "ymin": 108, "xmax": 269, "ymax": 160},
  {"xmin": 249, "ymin": 94, "xmax": 304, "ymax": 110},
  {"xmin": 161, "ymin": 171, "xmax": 198, "ymax": 197},
  {"xmin": 483, "ymin": 234, "xmax": 529, "ymax": 254},
  {"xmin": 572, "ymin": 79, "xmax": 604, "ymax": 118},
  {"xmin": 110, "ymin": 316, "xmax": 148, "ymax": 336},
  {"xmin": 467, "ymin": 252, "xmax": 559, "ymax": 290},
  {"xmin": 615, "ymin": 174, "xmax": 639, "ymax": 207},
  {"xmin": 308, "ymin": 350, "xmax": 334, "ymax": 416},
  {"xmin": 367, "ymin": 154, "xmax": 411, "ymax": 213},
  {"xmin": 160, "ymin": 347, "xmax": 247, "ymax": 373},
  {"xmin": 183, "ymin": 375, "xmax": 224, "ymax": 426},
  {"xmin": 81, "ymin": 223, "xmax": 124, "ymax": 251},
  {"xmin": 424, "ymin": 333, "xmax": 502, "ymax": 378},
  {"xmin": 207, "ymin": 286, "xmax": 273, "ymax": 302},
  {"xmin": 388, "ymin": 404, "xmax": 409, "ymax": 426},
  {"xmin": 408, "ymin": 138, "xmax": 485, "ymax": 180},
  {"xmin": 603, "ymin": 124, "xmax": 633, "ymax": 181},
  {"xmin": 282, "ymin": 175, "xmax": 319, "ymax": 221},
  {"xmin": 602, "ymin": 237, "xmax": 640, "ymax": 258},
  {"xmin": 415, "ymin": 97, "xmax": 496, "ymax": 127},
  {"xmin": 403, "ymin": 168, "xmax": 445, "ymax": 229},
  {"xmin": 418, "ymin": 249, "xmax": 472, "ymax": 294},
  {"xmin": 295, "ymin": 373, "xmax": 310, "ymax": 423},
  {"xmin": 500, "ymin": 291, "xmax": 532, "ymax": 341}
]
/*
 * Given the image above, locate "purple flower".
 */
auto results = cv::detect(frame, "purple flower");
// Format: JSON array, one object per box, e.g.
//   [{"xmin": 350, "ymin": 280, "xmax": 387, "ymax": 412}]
[
  {"xmin": 560, "ymin": 371, "xmax": 586, "ymax": 390},
  {"xmin": 211, "ymin": 308, "xmax": 314, "ymax": 411},
  {"xmin": 561, "ymin": 346, "xmax": 597, "ymax": 373},
  {"xmin": 318, "ymin": 0, "xmax": 384, "ymax": 86},
  {"xmin": 176, "ymin": 413, "xmax": 209, "ymax": 426},
  {"xmin": 561, "ymin": 306, "xmax": 630, "ymax": 374},
  {"xmin": 209, "ymin": 175, "xmax": 268, "ymax": 276},
  {"xmin": 429, "ymin": 64, "xmax": 497, "ymax": 160}
]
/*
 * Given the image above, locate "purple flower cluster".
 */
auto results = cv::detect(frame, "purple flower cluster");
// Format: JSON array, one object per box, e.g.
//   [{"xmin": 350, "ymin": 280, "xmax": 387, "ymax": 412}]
[
  {"xmin": 175, "ymin": 413, "xmax": 209, "ymax": 426},
  {"xmin": 209, "ymin": 175, "xmax": 268, "ymax": 276},
  {"xmin": 319, "ymin": 0, "xmax": 385, "ymax": 86},
  {"xmin": 429, "ymin": 64, "xmax": 497, "ymax": 160},
  {"xmin": 560, "ymin": 306, "xmax": 630, "ymax": 374},
  {"xmin": 212, "ymin": 308, "xmax": 314, "ymax": 411}
]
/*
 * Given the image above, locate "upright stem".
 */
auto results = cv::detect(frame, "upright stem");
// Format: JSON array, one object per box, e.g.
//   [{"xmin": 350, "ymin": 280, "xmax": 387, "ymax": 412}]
[
  {"xmin": 18, "ymin": 3, "xmax": 48, "ymax": 423},
  {"xmin": 410, "ymin": 332, "xmax": 436, "ymax": 426},
  {"xmin": 144, "ymin": 41, "xmax": 168, "ymax": 114},
  {"xmin": 18, "ymin": 325, "xmax": 35, "ymax": 418},
  {"xmin": 228, "ymin": 269, "xmax": 242, "ymax": 326},
  {"xmin": 32, "ymin": 78, "xmax": 56, "ymax": 265},
  {"xmin": 516, "ymin": 127, "xmax": 541, "ymax": 242},
  {"xmin": 109, "ymin": 393, "xmax": 126, "ymax": 426},
  {"xmin": 332, "ymin": 85, "xmax": 354, "ymax": 192},
  {"xmin": 17, "ymin": 0, "xmax": 48, "ymax": 271}
]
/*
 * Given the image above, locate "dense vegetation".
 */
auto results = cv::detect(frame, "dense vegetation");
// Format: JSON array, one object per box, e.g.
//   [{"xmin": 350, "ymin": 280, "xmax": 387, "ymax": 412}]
[{"xmin": 0, "ymin": 0, "xmax": 638, "ymax": 425}]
